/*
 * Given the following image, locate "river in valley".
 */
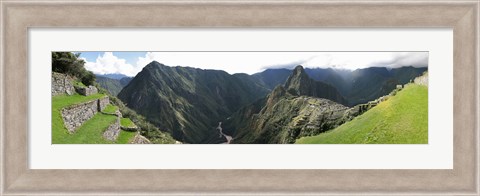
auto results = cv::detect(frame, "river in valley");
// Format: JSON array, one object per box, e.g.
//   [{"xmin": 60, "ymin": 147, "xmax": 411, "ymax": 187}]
[{"xmin": 216, "ymin": 122, "xmax": 233, "ymax": 144}]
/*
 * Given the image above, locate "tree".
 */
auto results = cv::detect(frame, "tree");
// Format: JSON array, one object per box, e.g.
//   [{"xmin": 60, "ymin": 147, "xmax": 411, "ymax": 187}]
[
  {"xmin": 81, "ymin": 71, "xmax": 96, "ymax": 86},
  {"xmin": 52, "ymin": 52, "xmax": 95, "ymax": 85}
]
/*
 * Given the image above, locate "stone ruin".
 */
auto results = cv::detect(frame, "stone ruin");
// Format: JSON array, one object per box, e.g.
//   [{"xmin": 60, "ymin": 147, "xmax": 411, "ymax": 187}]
[
  {"xmin": 103, "ymin": 118, "xmax": 121, "ymax": 141},
  {"xmin": 52, "ymin": 72, "xmax": 151, "ymax": 143},
  {"xmin": 414, "ymin": 72, "xmax": 428, "ymax": 86},
  {"xmin": 52, "ymin": 72, "xmax": 74, "ymax": 96},
  {"xmin": 61, "ymin": 96, "xmax": 110, "ymax": 133},
  {"xmin": 52, "ymin": 72, "xmax": 99, "ymax": 96},
  {"xmin": 75, "ymin": 85, "xmax": 98, "ymax": 96}
]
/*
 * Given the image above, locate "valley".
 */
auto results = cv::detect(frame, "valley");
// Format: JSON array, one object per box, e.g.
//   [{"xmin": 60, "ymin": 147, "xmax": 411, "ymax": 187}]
[
  {"xmin": 217, "ymin": 122, "xmax": 233, "ymax": 144},
  {"xmin": 109, "ymin": 61, "xmax": 427, "ymax": 144},
  {"xmin": 54, "ymin": 51, "xmax": 429, "ymax": 144}
]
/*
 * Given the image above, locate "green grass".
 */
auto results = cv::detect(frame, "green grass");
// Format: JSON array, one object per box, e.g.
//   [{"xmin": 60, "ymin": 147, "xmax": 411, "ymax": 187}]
[
  {"xmin": 52, "ymin": 93, "xmax": 107, "ymax": 109},
  {"xmin": 296, "ymin": 84, "xmax": 428, "ymax": 144},
  {"xmin": 120, "ymin": 118, "xmax": 136, "ymax": 127},
  {"xmin": 52, "ymin": 93, "xmax": 107, "ymax": 144},
  {"xmin": 53, "ymin": 112, "xmax": 117, "ymax": 144},
  {"xmin": 116, "ymin": 130, "xmax": 137, "ymax": 144},
  {"xmin": 52, "ymin": 93, "xmax": 138, "ymax": 144},
  {"xmin": 74, "ymin": 80, "xmax": 87, "ymax": 87},
  {"xmin": 103, "ymin": 104, "xmax": 118, "ymax": 113}
]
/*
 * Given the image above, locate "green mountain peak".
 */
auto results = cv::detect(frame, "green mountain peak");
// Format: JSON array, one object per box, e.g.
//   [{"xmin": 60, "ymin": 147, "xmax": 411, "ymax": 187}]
[
  {"xmin": 284, "ymin": 65, "xmax": 347, "ymax": 105},
  {"xmin": 285, "ymin": 65, "xmax": 309, "ymax": 95},
  {"xmin": 118, "ymin": 63, "xmax": 270, "ymax": 143},
  {"xmin": 293, "ymin": 65, "xmax": 305, "ymax": 73}
]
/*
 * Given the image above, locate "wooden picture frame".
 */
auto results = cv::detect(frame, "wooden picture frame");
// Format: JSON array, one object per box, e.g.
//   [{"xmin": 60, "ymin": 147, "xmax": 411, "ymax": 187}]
[{"xmin": 1, "ymin": 0, "xmax": 478, "ymax": 195}]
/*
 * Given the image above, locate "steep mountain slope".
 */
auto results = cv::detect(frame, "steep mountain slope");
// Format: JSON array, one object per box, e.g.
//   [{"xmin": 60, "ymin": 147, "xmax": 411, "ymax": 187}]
[
  {"xmin": 117, "ymin": 61, "xmax": 270, "ymax": 143},
  {"xmin": 119, "ymin": 77, "xmax": 133, "ymax": 86},
  {"xmin": 96, "ymin": 75, "xmax": 133, "ymax": 96},
  {"xmin": 296, "ymin": 83, "xmax": 428, "ymax": 144},
  {"xmin": 305, "ymin": 66, "xmax": 427, "ymax": 105},
  {"xmin": 96, "ymin": 76, "xmax": 124, "ymax": 95},
  {"xmin": 250, "ymin": 68, "xmax": 292, "ymax": 90},
  {"xmin": 304, "ymin": 68, "xmax": 351, "ymax": 94},
  {"xmin": 231, "ymin": 73, "xmax": 272, "ymax": 97},
  {"xmin": 224, "ymin": 66, "xmax": 352, "ymax": 144},
  {"xmin": 285, "ymin": 66, "xmax": 348, "ymax": 105}
]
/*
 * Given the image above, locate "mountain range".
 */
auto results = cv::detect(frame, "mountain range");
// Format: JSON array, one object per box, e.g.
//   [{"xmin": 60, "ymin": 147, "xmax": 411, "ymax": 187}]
[
  {"xmin": 116, "ymin": 61, "xmax": 426, "ymax": 143},
  {"xmin": 97, "ymin": 73, "xmax": 130, "ymax": 80},
  {"xmin": 118, "ymin": 61, "xmax": 269, "ymax": 143},
  {"xmin": 240, "ymin": 66, "xmax": 426, "ymax": 106},
  {"xmin": 224, "ymin": 66, "xmax": 359, "ymax": 143},
  {"xmin": 96, "ymin": 74, "xmax": 133, "ymax": 95}
]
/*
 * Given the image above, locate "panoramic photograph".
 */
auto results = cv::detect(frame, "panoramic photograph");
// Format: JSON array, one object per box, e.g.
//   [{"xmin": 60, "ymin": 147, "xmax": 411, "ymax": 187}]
[{"xmin": 51, "ymin": 51, "xmax": 428, "ymax": 144}]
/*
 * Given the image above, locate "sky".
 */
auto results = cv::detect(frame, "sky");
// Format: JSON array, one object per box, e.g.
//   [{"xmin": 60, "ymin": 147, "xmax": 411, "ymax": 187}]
[{"xmin": 77, "ymin": 52, "xmax": 429, "ymax": 77}]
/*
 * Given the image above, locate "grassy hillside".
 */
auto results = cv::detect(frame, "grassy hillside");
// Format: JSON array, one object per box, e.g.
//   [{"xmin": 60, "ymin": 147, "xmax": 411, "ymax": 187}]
[
  {"xmin": 52, "ymin": 94, "xmax": 136, "ymax": 144},
  {"xmin": 296, "ymin": 84, "xmax": 428, "ymax": 144},
  {"xmin": 52, "ymin": 94, "xmax": 107, "ymax": 143}
]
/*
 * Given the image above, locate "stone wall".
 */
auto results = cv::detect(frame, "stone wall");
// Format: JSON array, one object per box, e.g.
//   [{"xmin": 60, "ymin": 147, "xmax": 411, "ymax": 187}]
[
  {"xmin": 98, "ymin": 96, "xmax": 110, "ymax": 111},
  {"xmin": 344, "ymin": 93, "xmax": 392, "ymax": 120},
  {"xmin": 414, "ymin": 72, "xmax": 428, "ymax": 86},
  {"xmin": 52, "ymin": 72, "xmax": 74, "ymax": 96},
  {"xmin": 121, "ymin": 125, "xmax": 139, "ymax": 132},
  {"xmin": 62, "ymin": 100, "xmax": 98, "ymax": 133},
  {"xmin": 75, "ymin": 85, "xmax": 98, "ymax": 96},
  {"xmin": 61, "ymin": 96, "xmax": 110, "ymax": 133},
  {"xmin": 103, "ymin": 118, "xmax": 121, "ymax": 141}
]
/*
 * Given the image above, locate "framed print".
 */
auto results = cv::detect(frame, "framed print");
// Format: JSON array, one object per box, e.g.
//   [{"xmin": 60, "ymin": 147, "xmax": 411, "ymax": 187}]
[
  {"xmin": 30, "ymin": 29, "xmax": 450, "ymax": 170},
  {"xmin": 1, "ymin": 0, "xmax": 478, "ymax": 195}
]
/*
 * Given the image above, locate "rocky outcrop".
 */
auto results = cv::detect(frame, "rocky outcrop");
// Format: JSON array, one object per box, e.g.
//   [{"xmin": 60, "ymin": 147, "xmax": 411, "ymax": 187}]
[
  {"xmin": 265, "ymin": 85, "xmax": 286, "ymax": 108},
  {"xmin": 230, "ymin": 94, "xmax": 353, "ymax": 144},
  {"xmin": 52, "ymin": 72, "xmax": 74, "ymax": 96},
  {"xmin": 414, "ymin": 72, "xmax": 428, "ymax": 86},
  {"xmin": 130, "ymin": 133, "xmax": 152, "ymax": 144},
  {"xmin": 61, "ymin": 96, "xmax": 108, "ymax": 133},
  {"xmin": 284, "ymin": 65, "xmax": 348, "ymax": 105},
  {"xmin": 75, "ymin": 85, "xmax": 98, "ymax": 96},
  {"xmin": 103, "ymin": 118, "xmax": 121, "ymax": 141}
]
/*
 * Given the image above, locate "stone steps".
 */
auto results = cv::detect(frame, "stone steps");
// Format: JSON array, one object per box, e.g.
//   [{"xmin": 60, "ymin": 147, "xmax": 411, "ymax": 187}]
[{"xmin": 102, "ymin": 116, "xmax": 121, "ymax": 142}]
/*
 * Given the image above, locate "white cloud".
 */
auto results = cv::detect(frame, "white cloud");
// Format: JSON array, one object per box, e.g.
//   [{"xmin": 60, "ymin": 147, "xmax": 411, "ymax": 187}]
[
  {"xmin": 83, "ymin": 52, "xmax": 142, "ymax": 77},
  {"xmin": 83, "ymin": 52, "xmax": 428, "ymax": 77},
  {"xmin": 134, "ymin": 52, "xmax": 309, "ymax": 75},
  {"xmin": 302, "ymin": 52, "xmax": 428, "ymax": 70}
]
